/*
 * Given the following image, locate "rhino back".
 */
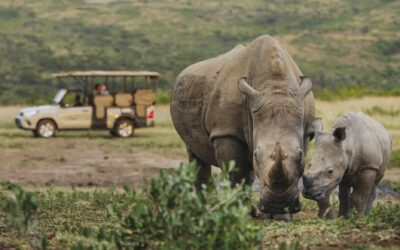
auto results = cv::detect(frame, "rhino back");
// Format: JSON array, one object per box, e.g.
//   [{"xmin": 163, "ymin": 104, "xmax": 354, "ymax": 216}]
[
  {"xmin": 171, "ymin": 44, "xmax": 246, "ymax": 165},
  {"xmin": 333, "ymin": 112, "xmax": 391, "ymax": 179}
]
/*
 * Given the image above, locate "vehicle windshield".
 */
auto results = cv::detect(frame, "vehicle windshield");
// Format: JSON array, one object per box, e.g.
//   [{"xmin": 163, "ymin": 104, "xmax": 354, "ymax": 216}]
[{"xmin": 52, "ymin": 89, "xmax": 67, "ymax": 104}]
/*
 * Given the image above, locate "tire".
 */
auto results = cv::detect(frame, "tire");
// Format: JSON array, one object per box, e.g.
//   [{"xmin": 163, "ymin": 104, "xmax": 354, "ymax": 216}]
[
  {"xmin": 35, "ymin": 119, "xmax": 56, "ymax": 138},
  {"xmin": 114, "ymin": 119, "xmax": 134, "ymax": 138}
]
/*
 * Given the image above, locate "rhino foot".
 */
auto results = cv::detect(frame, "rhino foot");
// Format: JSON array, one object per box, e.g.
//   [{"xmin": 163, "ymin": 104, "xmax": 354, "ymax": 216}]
[
  {"xmin": 270, "ymin": 213, "xmax": 293, "ymax": 221},
  {"xmin": 250, "ymin": 206, "xmax": 293, "ymax": 221},
  {"xmin": 319, "ymin": 207, "xmax": 337, "ymax": 219}
]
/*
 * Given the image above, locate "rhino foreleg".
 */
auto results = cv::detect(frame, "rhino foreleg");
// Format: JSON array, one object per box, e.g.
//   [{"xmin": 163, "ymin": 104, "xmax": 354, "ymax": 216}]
[
  {"xmin": 187, "ymin": 149, "xmax": 211, "ymax": 190},
  {"xmin": 338, "ymin": 182, "xmax": 351, "ymax": 218},
  {"xmin": 213, "ymin": 137, "xmax": 252, "ymax": 186},
  {"xmin": 350, "ymin": 169, "xmax": 377, "ymax": 218},
  {"xmin": 317, "ymin": 194, "xmax": 337, "ymax": 219}
]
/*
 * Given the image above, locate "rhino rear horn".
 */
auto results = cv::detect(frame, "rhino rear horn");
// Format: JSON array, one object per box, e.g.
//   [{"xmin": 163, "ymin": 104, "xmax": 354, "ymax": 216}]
[
  {"xmin": 299, "ymin": 76, "xmax": 313, "ymax": 97},
  {"xmin": 238, "ymin": 77, "xmax": 261, "ymax": 98},
  {"xmin": 269, "ymin": 142, "xmax": 289, "ymax": 187}
]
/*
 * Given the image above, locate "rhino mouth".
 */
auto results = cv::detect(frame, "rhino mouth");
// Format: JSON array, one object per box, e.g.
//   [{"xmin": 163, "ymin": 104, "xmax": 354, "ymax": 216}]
[
  {"xmin": 302, "ymin": 188, "xmax": 326, "ymax": 201},
  {"xmin": 258, "ymin": 196, "xmax": 301, "ymax": 214}
]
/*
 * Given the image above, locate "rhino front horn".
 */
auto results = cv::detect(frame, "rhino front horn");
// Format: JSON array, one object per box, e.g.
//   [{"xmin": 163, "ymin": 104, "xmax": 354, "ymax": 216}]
[
  {"xmin": 238, "ymin": 77, "xmax": 261, "ymax": 98},
  {"xmin": 269, "ymin": 142, "xmax": 289, "ymax": 187}
]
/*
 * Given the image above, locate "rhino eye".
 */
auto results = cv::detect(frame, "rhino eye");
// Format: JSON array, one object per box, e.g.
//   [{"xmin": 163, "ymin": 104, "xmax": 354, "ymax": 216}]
[{"xmin": 327, "ymin": 168, "xmax": 334, "ymax": 176}]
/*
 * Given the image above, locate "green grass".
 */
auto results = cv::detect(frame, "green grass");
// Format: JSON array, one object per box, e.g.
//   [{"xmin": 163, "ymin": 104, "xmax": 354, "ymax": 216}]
[
  {"xmin": 0, "ymin": 96, "xmax": 399, "ymax": 249},
  {"xmin": 316, "ymin": 87, "xmax": 400, "ymax": 101},
  {"xmin": 1, "ymin": 184, "xmax": 399, "ymax": 249},
  {"xmin": 0, "ymin": 0, "xmax": 399, "ymax": 104},
  {"xmin": 364, "ymin": 106, "xmax": 400, "ymax": 117},
  {"xmin": 263, "ymin": 201, "xmax": 400, "ymax": 249},
  {"xmin": 390, "ymin": 150, "xmax": 400, "ymax": 168}
]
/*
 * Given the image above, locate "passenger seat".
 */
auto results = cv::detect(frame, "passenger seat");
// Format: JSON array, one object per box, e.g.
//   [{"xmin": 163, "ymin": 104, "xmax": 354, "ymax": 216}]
[
  {"xmin": 134, "ymin": 90, "xmax": 156, "ymax": 117},
  {"xmin": 93, "ymin": 95, "xmax": 114, "ymax": 119},
  {"xmin": 115, "ymin": 93, "xmax": 133, "ymax": 107}
]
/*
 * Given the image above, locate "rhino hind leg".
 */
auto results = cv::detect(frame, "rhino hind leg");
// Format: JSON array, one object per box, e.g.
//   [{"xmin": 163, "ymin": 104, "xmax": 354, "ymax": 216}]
[
  {"xmin": 188, "ymin": 149, "xmax": 211, "ymax": 190},
  {"xmin": 213, "ymin": 136, "xmax": 252, "ymax": 186},
  {"xmin": 350, "ymin": 169, "xmax": 377, "ymax": 218},
  {"xmin": 364, "ymin": 186, "xmax": 376, "ymax": 215}
]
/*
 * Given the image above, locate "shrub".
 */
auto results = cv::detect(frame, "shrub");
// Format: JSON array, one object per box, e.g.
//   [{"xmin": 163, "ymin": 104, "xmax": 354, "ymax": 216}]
[
  {"xmin": 390, "ymin": 181, "xmax": 400, "ymax": 193},
  {"xmin": 71, "ymin": 161, "xmax": 262, "ymax": 249},
  {"xmin": 373, "ymin": 39, "xmax": 400, "ymax": 56},
  {"xmin": 156, "ymin": 90, "xmax": 171, "ymax": 104},
  {"xmin": 0, "ymin": 182, "xmax": 47, "ymax": 249},
  {"xmin": 87, "ymin": 161, "xmax": 261, "ymax": 249},
  {"xmin": 1, "ymin": 163, "xmax": 261, "ymax": 249},
  {"xmin": 365, "ymin": 203, "xmax": 400, "ymax": 232}
]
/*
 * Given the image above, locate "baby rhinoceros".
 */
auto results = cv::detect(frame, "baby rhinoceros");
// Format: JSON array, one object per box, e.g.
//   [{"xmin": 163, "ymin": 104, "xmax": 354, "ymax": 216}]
[{"xmin": 302, "ymin": 112, "xmax": 391, "ymax": 218}]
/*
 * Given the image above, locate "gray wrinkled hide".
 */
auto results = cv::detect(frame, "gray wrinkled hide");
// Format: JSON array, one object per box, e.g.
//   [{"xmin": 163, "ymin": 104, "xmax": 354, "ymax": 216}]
[
  {"xmin": 304, "ymin": 112, "xmax": 392, "ymax": 218},
  {"xmin": 332, "ymin": 112, "xmax": 391, "ymax": 180},
  {"xmin": 170, "ymin": 34, "xmax": 315, "ymax": 172}
]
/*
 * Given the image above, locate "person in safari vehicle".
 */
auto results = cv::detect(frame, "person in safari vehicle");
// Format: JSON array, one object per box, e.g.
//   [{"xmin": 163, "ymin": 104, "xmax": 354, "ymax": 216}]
[{"xmin": 15, "ymin": 71, "xmax": 158, "ymax": 138}]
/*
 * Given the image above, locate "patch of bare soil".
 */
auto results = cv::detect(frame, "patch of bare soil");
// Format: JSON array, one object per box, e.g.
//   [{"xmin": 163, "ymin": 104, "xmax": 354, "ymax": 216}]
[{"xmin": 0, "ymin": 146, "xmax": 185, "ymax": 187}]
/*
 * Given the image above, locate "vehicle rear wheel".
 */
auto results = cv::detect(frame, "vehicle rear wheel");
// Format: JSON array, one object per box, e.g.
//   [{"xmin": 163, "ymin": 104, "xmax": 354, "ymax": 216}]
[
  {"xmin": 114, "ymin": 119, "xmax": 134, "ymax": 138},
  {"xmin": 35, "ymin": 119, "xmax": 56, "ymax": 138}
]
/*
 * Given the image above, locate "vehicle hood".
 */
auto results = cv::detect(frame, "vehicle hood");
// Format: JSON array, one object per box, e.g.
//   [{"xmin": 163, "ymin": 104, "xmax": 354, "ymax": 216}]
[{"xmin": 19, "ymin": 105, "xmax": 58, "ymax": 115}]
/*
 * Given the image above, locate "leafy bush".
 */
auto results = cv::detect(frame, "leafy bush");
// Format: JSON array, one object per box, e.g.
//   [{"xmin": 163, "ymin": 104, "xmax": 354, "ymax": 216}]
[
  {"xmin": 156, "ymin": 90, "xmax": 171, "ymax": 104},
  {"xmin": 365, "ymin": 203, "xmax": 400, "ymax": 232},
  {"xmin": 0, "ymin": 163, "xmax": 261, "ymax": 249},
  {"xmin": 390, "ymin": 181, "xmax": 400, "ymax": 194},
  {"xmin": 373, "ymin": 39, "xmax": 400, "ymax": 56},
  {"xmin": 74, "ymin": 161, "xmax": 261, "ymax": 249},
  {"xmin": 0, "ymin": 182, "xmax": 47, "ymax": 249}
]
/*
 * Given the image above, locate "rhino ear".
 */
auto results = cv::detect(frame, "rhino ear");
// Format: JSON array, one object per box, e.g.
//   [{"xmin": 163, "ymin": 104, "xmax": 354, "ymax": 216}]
[
  {"xmin": 299, "ymin": 76, "xmax": 313, "ymax": 97},
  {"xmin": 333, "ymin": 127, "xmax": 346, "ymax": 143},
  {"xmin": 238, "ymin": 77, "xmax": 261, "ymax": 98}
]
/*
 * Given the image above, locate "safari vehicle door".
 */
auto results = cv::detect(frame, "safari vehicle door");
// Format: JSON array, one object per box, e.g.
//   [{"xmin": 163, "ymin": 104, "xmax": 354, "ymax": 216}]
[{"xmin": 53, "ymin": 89, "xmax": 92, "ymax": 129}]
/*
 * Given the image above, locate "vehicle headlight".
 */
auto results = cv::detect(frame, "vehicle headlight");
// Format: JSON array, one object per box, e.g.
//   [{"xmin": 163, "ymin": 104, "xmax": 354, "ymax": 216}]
[{"xmin": 23, "ymin": 110, "xmax": 38, "ymax": 117}]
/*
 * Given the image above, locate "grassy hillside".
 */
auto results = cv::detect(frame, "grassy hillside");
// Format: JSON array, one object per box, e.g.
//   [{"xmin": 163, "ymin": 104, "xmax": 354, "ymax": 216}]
[{"xmin": 0, "ymin": 0, "xmax": 399, "ymax": 104}]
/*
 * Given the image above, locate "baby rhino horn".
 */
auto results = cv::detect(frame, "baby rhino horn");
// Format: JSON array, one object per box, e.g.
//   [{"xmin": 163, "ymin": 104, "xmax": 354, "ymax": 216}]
[{"xmin": 269, "ymin": 142, "xmax": 289, "ymax": 187}]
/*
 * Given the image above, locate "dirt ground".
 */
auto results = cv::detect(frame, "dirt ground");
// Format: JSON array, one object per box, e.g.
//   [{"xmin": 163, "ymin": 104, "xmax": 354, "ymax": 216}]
[
  {"xmin": 1, "ymin": 135, "xmax": 399, "ymax": 190},
  {"xmin": 0, "ymin": 143, "xmax": 184, "ymax": 187},
  {"xmin": 1, "ymin": 97, "xmax": 400, "ymax": 189},
  {"xmin": 0, "ymin": 105, "xmax": 187, "ymax": 187}
]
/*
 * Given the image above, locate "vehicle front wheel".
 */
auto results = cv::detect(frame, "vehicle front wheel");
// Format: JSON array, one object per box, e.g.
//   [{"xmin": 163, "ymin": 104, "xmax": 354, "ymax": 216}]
[
  {"xmin": 114, "ymin": 119, "xmax": 134, "ymax": 138},
  {"xmin": 35, "ymin": 119, "xmax": 56, "ymax": 138}
]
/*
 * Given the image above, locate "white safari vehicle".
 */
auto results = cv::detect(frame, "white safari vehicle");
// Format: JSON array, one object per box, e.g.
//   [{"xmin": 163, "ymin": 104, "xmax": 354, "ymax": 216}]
[{"xmin": 15, "ymin": 71, "xmax": 158, "ymax": 138}]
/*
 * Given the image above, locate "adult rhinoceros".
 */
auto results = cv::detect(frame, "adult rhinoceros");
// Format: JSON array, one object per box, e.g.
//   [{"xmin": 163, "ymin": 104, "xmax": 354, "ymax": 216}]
[{"xmin": 170, "ymin": 35, "xmax": 319, "ymax": 215}]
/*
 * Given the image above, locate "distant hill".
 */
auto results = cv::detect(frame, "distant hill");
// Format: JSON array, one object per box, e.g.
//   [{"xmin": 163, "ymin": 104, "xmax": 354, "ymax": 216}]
[{"xmin": 0, "ymin": 0, "xmax": 399, "ymax": 104}]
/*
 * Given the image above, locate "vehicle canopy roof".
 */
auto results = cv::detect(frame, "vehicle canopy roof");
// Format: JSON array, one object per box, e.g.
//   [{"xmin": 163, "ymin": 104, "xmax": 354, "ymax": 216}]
[
  {"xmin": 53, "ymin": 71, "xmax": 160, "ymax": 79},
  {"xmin": 53, "ymin": 71, "xmax": 159, "ymax": 94}
]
